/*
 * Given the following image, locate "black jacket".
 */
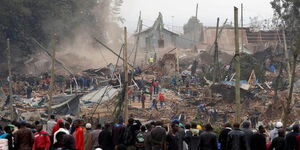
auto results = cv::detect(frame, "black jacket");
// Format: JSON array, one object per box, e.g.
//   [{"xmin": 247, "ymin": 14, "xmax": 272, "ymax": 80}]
[
  {"xmin": 226, "ymin": 129, "xmax": 246, "ymax": 150},
  {"xmin": 241, "ymin": 128, "xmax": 253, "ymax": 150},
  {"xmin": 199, "ymin": 131, "xmax": 218, "ymax": 150},
  {"xmin": 284, "ymin": 131, "xmax": 299, "ymax": 150},
  {"xmin": 250, "ymin": 133, "xmax": 266, "ymax": 150},
  {"xmin": 270, "ymin": 136, "xmax": 285, "ymax": 150},
  {"xmin": 218, "ymin": 128, "xmax": 231, "ymax": 150},
  {"xmin": 98, "ymin": 129, "xmax": 114, "ymax": 150}
]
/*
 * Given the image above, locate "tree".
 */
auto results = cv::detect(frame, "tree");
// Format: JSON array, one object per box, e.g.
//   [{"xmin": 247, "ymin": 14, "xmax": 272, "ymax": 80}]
[{"xmin": 271, "ymin": 0, "xmax": 300, "ymax": 128}]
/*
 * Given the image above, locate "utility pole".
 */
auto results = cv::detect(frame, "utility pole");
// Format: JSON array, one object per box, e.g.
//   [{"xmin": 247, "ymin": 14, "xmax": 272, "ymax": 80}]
[
  {"xmin": 7, "ymin": 38, "xmax": 15, "ymax": 121},
  {"xmin": 234, "ymin": 7, "xmax": 241, "ymax": 123},
  {"xmin": 241, "ymin": 3, "xmax": 244, "ymax": 53},
  {"xmin": 213, "ymin": 18, "xmax": 220, "ymax": 84},
  {"xmin": 48, "ymin": 36, "xmax": 56, "ymax": 118},
  {"xmin": 123, "ymin": 27, "xmax": 129, "ymax": 124},
  {"xmin": 195, "ymin": 3, "xmax": 199, "ymax": 19}
]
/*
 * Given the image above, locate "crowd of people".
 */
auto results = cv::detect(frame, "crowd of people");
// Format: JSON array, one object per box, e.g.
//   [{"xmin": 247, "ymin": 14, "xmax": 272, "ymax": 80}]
[{"xmin": 0, "ymin": 115, "xmax": 299, "ymax": 150}]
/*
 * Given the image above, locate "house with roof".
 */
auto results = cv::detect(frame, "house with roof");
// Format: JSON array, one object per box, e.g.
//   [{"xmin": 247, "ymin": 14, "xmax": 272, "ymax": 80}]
[{"xmin": 134, "ymin": 12, "xmax": 179, "ymax": 59}]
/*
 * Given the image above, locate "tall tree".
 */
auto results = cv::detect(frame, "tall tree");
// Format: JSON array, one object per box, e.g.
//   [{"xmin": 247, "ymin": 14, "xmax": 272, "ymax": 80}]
[{"xmin": 271, "ymin": 0, "xmax": 300, "ymax": 128}]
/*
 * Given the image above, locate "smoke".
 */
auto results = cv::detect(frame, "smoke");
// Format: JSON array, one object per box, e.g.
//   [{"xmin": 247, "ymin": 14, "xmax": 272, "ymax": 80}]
[{"xmin": 26, "ymin": 0, "xmax": 125, "ymax": 75}]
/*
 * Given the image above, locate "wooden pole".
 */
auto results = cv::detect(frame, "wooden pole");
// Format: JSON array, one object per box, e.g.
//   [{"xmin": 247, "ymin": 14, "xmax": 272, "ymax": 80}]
[
  {"xmin": 123, "ymin": 27, "xmax": 129, "ymax": 124},
  {"xmin": 213, "ymin": 18, "xmax": 220, "ymax": 84},
  {"xmin": 241, "ymin": 3, "xmax": 244, "ymax": 53},
  {"xmin": 195, "ymin": 3, "xmax": 199, "ymax": 19},
  {"xmin": 48, "ymin": 37, "xmax": 56, "ymax": 118},
  {"xmin": 7, "ymin": 38, "xmax": 15, "ymax": 121},
  {"xmin": 234, "ymin": 7, "xmax": 241, "ymax": 123}
]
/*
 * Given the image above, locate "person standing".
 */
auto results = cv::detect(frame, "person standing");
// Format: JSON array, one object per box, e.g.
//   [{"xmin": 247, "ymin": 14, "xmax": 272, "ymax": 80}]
[
  {"xmin": 199, "ymin": 124, "xmax": 218, "ymax": 150},
  {"xmin": 250, "ymin": 125, "xmax": 266, "ymax": 150},
  {"xmin": 135, "ymin": 125, "xmax": 147, "ymax": 150},
  {"xmin": 91, "ymin": 124, "xmax": 102, "ymax": 149},
  {"xmin": 226, "ymin": 123, "xmax": 246, "ymax": 150},
  {"xmin": 53, "ymin": 121, "xmax": 69, "ymax": 145},
  {"xmin": 112, "ymin": 116, "xmax": 126, "ymax": 149},
  {"xmin": 141, "ymin": 93, "xmax": 146, "ymax": 109},
  {"xmin": 241, "ymin": 121, "xmax": 253, "ymax": 150},
  {"xmin": 269, "ymin": 128, "xmax": 285, "ymax": 150},
  {"xmin": 73, "ymin": 120, "xmax": 84, "ymax": 150},
  {"xmin": 218, "ymin": 123, "xmax": 232, "ymax": 150},
  {"xmin": 122, "ymin": 118, "xmax": 142, "ymax": 150},
  {"xmin": 0, "ymin": 126, "xmax": 14, "ymax": 150},
  {"xmin": 284, "ymin": 124, "xmax": 300, "ymax": 150},
  {"xmin": 166, "ymin": 123, "xmax": 179, "ymax": 150},
  {"xmin": 84, "ymin": 123, "xmax": 93, "ymax": 150},
  {"xmin": 33, "ymin": 124, "xmax": 51, "ymax": 150},
  {"xmin": 270, "ymin": 122, "xmax": 283, "ymax": 141},
  {"xmin": 14, "ymin": 121, "xmax": 34, "ymax": 150},
  {"xmin": 158, "ymin": 93, "xmax": 165, "ymax": 108},
  {"xmin": 46, "ymin": 115, "xmax": 56, "ymax": 136},
  {"xmin": 144, "ymin": 124, "xmax": 153, "ymax": 150},
  {"xmin": 150, "ymin": 121, "xmax": 167, "ymax": 150},
  {"xmin": 98, "ymin": 123, "xmax": 114, "ymax": 150},
  {"xmin": 151, "ymin": 99, "xmax": 158, "ymax": 111}
]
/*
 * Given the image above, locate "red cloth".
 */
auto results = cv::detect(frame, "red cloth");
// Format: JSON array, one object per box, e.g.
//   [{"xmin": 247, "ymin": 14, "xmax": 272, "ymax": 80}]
[
  {"xmin": 51, "ymin": 120, "xmax": 63, "ymax": 136},
  {"xmin": 159, "ymin": 93, "xmax": 165, "ymax": 102},
  {"xmin": 266, "ymin": 141, "xmax": 272, "ymax": 150},
  {"xmin": 33, "ymin": 131, "xmax": 51, "ymax": 150},
  {"xmin": 74, "ymin": 127, "xmax": 84, "ymax": 150},
  {"xmin": 152, "ymin": 81, "xmax": 157, "ymax": 87},
  {"xmin": 296, "ymin": 135, "xmax": 300, "ymax": 150}
]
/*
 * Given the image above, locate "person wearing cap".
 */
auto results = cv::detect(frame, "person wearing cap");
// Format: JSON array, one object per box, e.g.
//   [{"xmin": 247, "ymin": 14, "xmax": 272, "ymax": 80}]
[
  {"xmin": 250, "ymin": 125, "xmax": 266, "ymax": 150},
  {"xmin": 14, "ymin": 120, "xmax": 34, "ymax": 150},
  {"xmin": 85, "ymin": 123, "xmax": 93, "ymax": 150},
  {"xmin": 284, "ymin": 124, "xmax": 300, "ymax": 150},
  {"xmin": 270, "ymin": 122, "xmax": 283, "ymax": 141}
]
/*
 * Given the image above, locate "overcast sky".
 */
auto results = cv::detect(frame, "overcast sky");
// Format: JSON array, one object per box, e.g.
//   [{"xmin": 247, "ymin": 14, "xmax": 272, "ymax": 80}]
[{"xmin": 120, "ymin": 0, "xmax": 274, "ymax": 33}]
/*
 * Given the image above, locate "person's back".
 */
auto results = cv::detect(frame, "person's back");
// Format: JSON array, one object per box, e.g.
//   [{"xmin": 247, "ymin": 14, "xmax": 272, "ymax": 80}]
[
  {"xmin": 62, "ymin": 134, "xmax": 76, "ymax": 150},
  {"xmin": 91, "ymin": 124, "xmax": 102, "ymax": 149},
  {"xmin": 33, "ymin": 124, "xmax": 51, "ymax": 150},
  {"xmin": 112, "ymin": 118, "xmax": 125, "ymax": 147},
  {"xmin": 250, "ymin": 126, "xmax": 266, "ymax": 150},
  {"xmin": 284, "ymin": 124, "xmax": 300, "ymax": 150},
  {"xmin": 241, "ymin": 121, "xmax": 253, "ymax": 150},
  {"xmin": 219, "ymin": 123, "xmax": 232, "ymax": 150},
  {"xmin": 199, "ymin": 124, "xmax": 217, "ymax": 150},
  {"xmin": 14, "ymin": 122, "xmax": 34, "ymax": 150},
  {"xmin": 269, "ymin": 128, "xmax": 285, "ymax": 150},
  {"xmin": 226, "ymin": 123, "xmax": 246, "ymax": 150},
  {"xmin": 46, "ymin": 116, "xmax": 56, "ymax": 135},
  {"xmin": 150, "ymin": 122, "xmax": 166, "ymax": 150},
  {"xmin": 84, "ymin": 123, "xmax": 93, "ymax": 150}
]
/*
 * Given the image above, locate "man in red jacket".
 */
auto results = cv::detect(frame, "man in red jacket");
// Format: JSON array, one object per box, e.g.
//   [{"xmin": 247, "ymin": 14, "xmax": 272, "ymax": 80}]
[
  {"xmin": 158, "ymin": 93, "xmax": 165, "ymax": 108},
  {"xmin": 73, "ymin": 119, "xmax": 84, "ymax": 150},
  {"xmin": 33, "ymin": 124, "xmax": 51, "ymax": 150}
]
